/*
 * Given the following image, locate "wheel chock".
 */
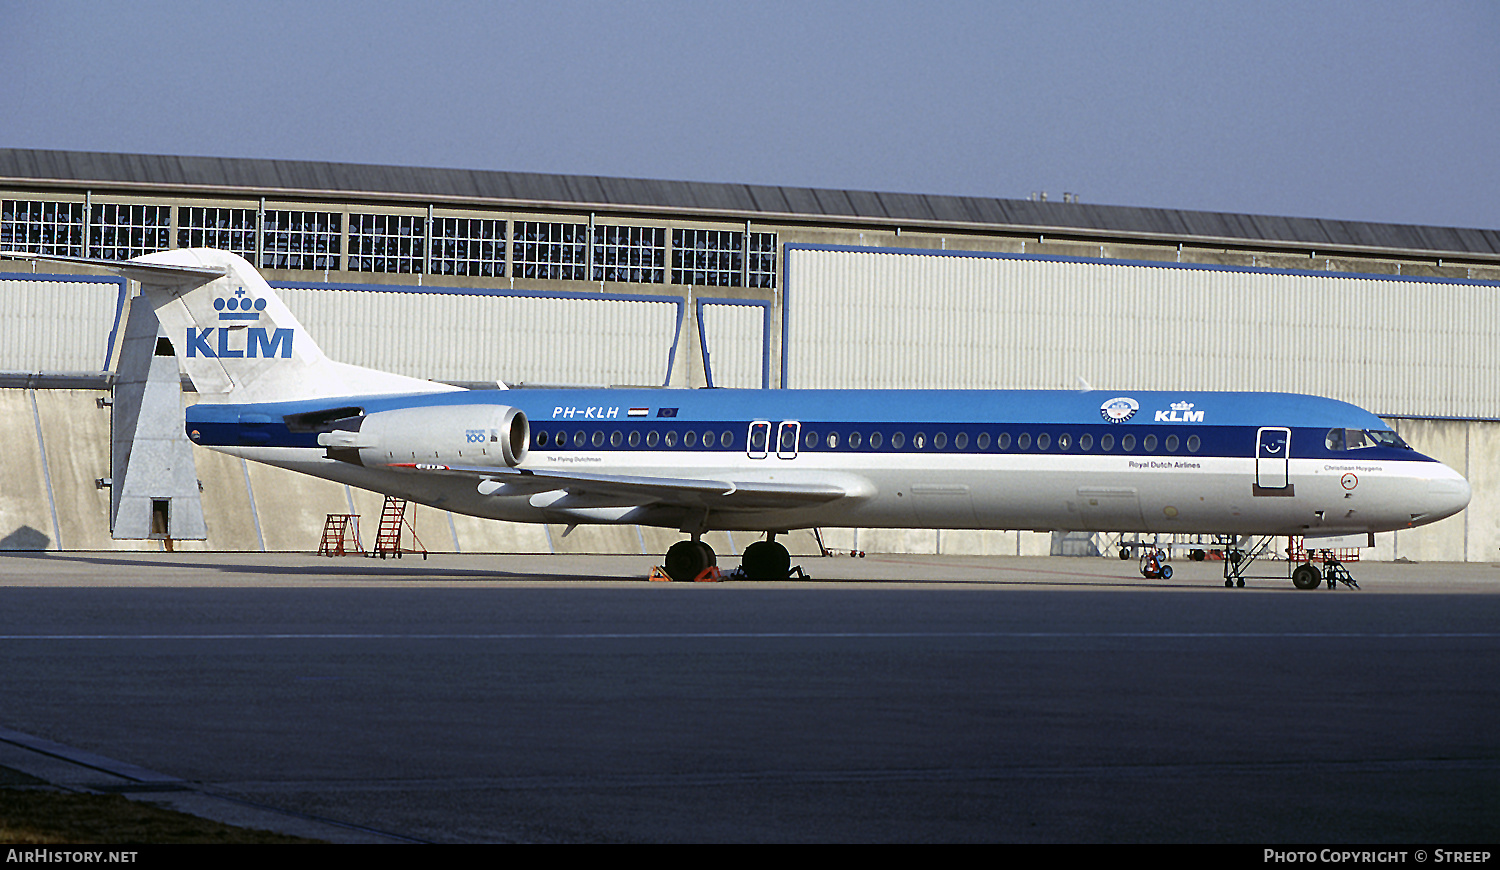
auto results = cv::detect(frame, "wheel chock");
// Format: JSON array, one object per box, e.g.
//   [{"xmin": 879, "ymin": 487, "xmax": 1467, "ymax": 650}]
[
  {"xmin": 648, "ymin": 566, "xmax": 672, "ymax": 582},
  {"xmin": 692, "ymin": 566, "xmax": 723, "ymax": 582}
]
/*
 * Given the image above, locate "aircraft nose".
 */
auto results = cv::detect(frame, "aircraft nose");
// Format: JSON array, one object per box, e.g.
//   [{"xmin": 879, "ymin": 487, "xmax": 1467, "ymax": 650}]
[{"xmin": 1423, "ymin": 465, "xmax": 1471, "ymax": 523}]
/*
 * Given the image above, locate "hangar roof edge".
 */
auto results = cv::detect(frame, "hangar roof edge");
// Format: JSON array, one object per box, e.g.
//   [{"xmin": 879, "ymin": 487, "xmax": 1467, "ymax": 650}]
[{"xmin": 2, "ymin": 148, "xmax": 1496, "ymax": 259}]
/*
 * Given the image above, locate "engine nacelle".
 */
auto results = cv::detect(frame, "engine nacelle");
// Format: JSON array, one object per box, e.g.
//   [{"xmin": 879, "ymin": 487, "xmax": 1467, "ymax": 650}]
[{"xmin": 318, "ymin": 404, "xmax": 529, "ymax": 468}]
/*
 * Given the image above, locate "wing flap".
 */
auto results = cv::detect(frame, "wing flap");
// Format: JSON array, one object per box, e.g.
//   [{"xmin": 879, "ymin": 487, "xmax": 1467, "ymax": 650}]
[{"xmin": 388, "ymin": 462, "xmax": 852, "ymax": 510}]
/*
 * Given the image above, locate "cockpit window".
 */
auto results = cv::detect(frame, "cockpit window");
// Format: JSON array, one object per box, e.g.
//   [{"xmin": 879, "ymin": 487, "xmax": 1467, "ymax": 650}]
[
  {"xmin": 1365, "ymin": 429, "xmax": 1410, "ymax": 449},
  {"xmin": 1327, "ymin": 428, "xmax": 1410, "ymax": 451}
]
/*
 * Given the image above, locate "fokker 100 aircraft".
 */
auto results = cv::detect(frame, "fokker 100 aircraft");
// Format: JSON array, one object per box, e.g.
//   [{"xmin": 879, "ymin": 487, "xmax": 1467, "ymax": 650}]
[{"xmin": 11, "ymin": 249, "xmax": 1472, "ymax": 586}]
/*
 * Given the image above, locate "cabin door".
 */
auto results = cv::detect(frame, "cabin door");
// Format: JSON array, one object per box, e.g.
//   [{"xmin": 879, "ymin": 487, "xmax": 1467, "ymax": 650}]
[{"xmin": 1255, "ymin": 427, "xmax": 1291, "ymax": 490}]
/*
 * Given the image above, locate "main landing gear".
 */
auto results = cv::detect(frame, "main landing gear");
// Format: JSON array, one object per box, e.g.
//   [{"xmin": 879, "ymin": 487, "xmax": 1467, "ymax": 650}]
[
  {"xmin": 661, "ymin": 533, "xmax": 798, "ymax": 582},
  {"xmin": 664, "ymin": 537, "xmax": 718, "ymax": 582}
]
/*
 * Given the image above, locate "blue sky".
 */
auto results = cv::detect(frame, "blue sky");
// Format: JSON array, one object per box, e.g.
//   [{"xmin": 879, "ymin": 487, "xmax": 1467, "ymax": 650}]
[{"xmin": 3, "ymin": 1, "xmax": 1496, "ymax": 229}]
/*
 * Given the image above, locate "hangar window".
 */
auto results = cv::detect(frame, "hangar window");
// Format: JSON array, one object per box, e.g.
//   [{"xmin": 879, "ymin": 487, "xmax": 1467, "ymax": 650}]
[
  {"xmin": 746, "ymin": 232, "xmax": 777, "ymax": 288},
  {"xmin": 1, "ymin": 200, "xmax": 85, "ymax": 256},
  {"xmin": 90, "ymin": 204, "xmax": 171, "ymax": 260},
  {"xmin": 671, "ymin": 230, "xmax": 778, "ymax": 287},
  {"xmin": 350, "ymin": 214, "xmax": 425, "ymax": 274},
  {"xmin": 514, "ymin": 221, "xmax": 587, "ymax": 280},
  {"xmin": 261, "ymin": 211, "xmax": 340, "ymax": 271},
  {"xmin": 177, "ymin": 207, "xmax": 256, "ymax": 258},
  {"xmin": 594, "ymin": 225, "xmax": 665, "ymax": 284},
  {"xmin": 432, "ymin": 218, "xmax": 505, "ymax": 277}
]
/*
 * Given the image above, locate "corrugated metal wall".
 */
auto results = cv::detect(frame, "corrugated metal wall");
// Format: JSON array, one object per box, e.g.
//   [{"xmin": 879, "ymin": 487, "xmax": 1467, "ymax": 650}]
[
  {"xmin": 0, "ymin": 277, "xmax": 123, "ymax": 372},
  {"xmin": 266, "ymin": 287, "xmax": 680, "ymax": 387},
  {"xmin": 699, "ymin": 301, "xmax": 767, "ymax": 388},
  {"xmin": 786, "ymin": 247, "xmax": 1500, "ymax": 418}
]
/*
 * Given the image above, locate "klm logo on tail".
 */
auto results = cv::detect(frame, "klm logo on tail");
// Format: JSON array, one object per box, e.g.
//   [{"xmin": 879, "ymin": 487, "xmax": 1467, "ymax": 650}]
[{"xmin": 186, "ymin": 288, "xmax": 293, "ymax": 359}]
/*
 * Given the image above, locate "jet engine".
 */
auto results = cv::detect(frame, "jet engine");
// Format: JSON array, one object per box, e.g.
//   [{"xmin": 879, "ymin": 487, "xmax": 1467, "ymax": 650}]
[{"xmin": 315, "ymin": 404, "xmax": 529, "ymax": 468}]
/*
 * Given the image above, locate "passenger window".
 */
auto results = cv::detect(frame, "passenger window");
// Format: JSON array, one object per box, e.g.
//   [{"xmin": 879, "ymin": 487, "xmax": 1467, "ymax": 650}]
[
  {"xmin": 891, "ymin": 432, "xmax": 905, "ymax": 449},
  {"xmin": 1122, "ymin": 434, "xmax": 1136, "ymax": 451},
  {"xmin": 646, "ymin": 430, "xmax": 660, "ymax": 448},
  {"xmin": 1017, "ymin": 433, "xmax": 1032, "ymax": 450},
  {"xmin": 849, "ymin": 432, "xmax": 862, "ymax": 448},
  {"xmin": 803, "ymin": 430, "xmax": 818, "ymax": 449},
  {"xmin": 610, "ymin": 431, "xmax": 622, "ymax": 447},
  {"xmin": 684, "ymin": 431, "xmax": 698, "ymax": 448},
  {"xmin": 1165, "ymin": 434, "xmax": 1179, "ymax": 452},
  {"xmin": 977, "ymin": 432, "xmax": 991, "ymax": 450},
  {"xmin": 702, "ymin": 431, "xmax": 715, "ymax": 448},
  {"xmin": 1187, "ymin": 434, "xmax": 1200, "ymax": 453},
  {"xmin": 869, "ymin": 431, "xmax": 883, "ymax": 449},
  {"xmin": 536, "ymin": 431, "xmax": 549, "ymax": 448},
  {"xmin": 1037, "ymin": 433, "xmax": 1050, "ymax": 450},
  {"xmin": 915, "ymin": 433, "xmax": 926, "ymax": 449},
  {"xmin": 1079, "ymin": 433, "xmax": 1093, "ymax": 451},
  {"xmin": 998, "ymin": 432, "xmax": 1011, "ymax": 450},
  {"xmin": 828, "ymin": 432, "xmax": 839, "ymax": 449},
  {"xmin": 933, "ymin": 432, "xmax": 947, "ymax": 449},
  {"xmin": 573, "ymin": 431, "xmax": 586, "ymax": 448},
  {"xmin": 1057, "ymin": 433, "xmax": 1070, "ymax": 450},
  {"xmin": 1100, "ymin": 433, "xmax": 1114, "ymax": 451},
  {"xmin": 664, "ymin": 430, "xmax": 678, "ymax": 448},
  {"xmin": 954, "ymin": 432, "xmax": 969, "ymax": 450},
  {"xmin": 592, "ymin": 431, "xmax": 605, "ymax": 447},
  {"xmin": 722, "ymin": 431, "xmax": 734, "ymax": 448},
  {"xmin": 1326, "ymin": 428, "xmax": 1345, "ymax": 451},
  {"xmin": 628, "ymin": 430, "xmax": 641, "ymax": 448},
  {"xmin": 1143, "ymin": 434, "xmax": 1158, "ymax": 452}
]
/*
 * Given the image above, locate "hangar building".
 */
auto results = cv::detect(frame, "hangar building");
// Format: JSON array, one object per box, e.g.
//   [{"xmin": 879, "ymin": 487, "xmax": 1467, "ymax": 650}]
[{"xmin": 2, "ymin": 148, "xmax": 1498, "ymax": 561}]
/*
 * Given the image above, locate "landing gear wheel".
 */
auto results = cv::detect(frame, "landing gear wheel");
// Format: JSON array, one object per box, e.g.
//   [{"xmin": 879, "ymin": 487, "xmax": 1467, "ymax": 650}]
[
  {"xmin": 665, "ymin": 540, "xmax": 716, "ymax": 582},
  {"xmin": 1189, "ymin": 549, "xmax": 1206, "ymax": 562},
  {"xmin": 1292, "ymin": 563, "xmax": 1323, "ymax": 590},
  {"xmin": 1119, "ymin": 548, "xmax": 1131, "ymax": 560},
  {"xmin": 742, "ymin": 540, "xmax": 792, "ymax": 581}
]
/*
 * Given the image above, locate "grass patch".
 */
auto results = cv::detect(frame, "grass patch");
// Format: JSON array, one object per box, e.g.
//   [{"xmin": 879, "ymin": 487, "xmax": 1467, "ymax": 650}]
[{"xmin": 0, "ymin": 785, "xmax": 326, "ymax": 844}]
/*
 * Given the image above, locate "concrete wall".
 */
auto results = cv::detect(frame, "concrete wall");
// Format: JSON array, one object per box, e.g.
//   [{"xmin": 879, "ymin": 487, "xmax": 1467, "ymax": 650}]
[{"xmin": 0, "ymin": 387, "xmax": 1484, "ymax": 563}]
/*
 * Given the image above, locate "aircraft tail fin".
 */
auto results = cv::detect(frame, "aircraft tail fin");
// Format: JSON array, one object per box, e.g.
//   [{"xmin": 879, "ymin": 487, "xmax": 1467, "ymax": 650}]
[{"xmin": 125, "ymin": 249, "xmax": 458, "ymax": 403}]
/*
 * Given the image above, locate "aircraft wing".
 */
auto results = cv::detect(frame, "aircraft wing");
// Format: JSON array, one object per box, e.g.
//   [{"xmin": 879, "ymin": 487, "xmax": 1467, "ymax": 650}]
[{"xmin": 388, "ymin": 462, "xmax": 855, "ymax": 510}]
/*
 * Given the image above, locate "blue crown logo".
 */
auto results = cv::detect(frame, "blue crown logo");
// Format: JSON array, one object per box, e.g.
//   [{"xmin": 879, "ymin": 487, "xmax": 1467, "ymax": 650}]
[{"xmin": 213, "ymin": 288, "xmax": 267, "ymax": 321}]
